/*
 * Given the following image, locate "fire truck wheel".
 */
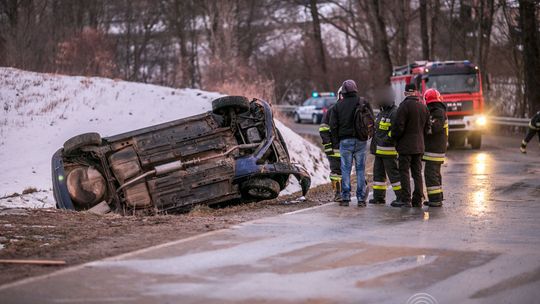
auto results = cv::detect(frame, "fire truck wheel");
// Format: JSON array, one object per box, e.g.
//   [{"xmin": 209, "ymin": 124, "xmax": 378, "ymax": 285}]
[{"xmin": 469, "ymin": 132, "xmax": 482, "ymax": 149}]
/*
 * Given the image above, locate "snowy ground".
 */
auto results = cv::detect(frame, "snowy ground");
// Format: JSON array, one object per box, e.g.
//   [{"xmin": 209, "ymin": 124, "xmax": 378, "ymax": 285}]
[{"xmin": 0, "ymin": 68, "xmax": 329, "ymax": 208}]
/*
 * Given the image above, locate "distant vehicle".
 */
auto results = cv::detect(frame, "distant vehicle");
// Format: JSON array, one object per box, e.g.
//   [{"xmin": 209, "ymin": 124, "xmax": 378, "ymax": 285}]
[
  {"xmin": 51, "ymin": 96, "xmax": 311, "ymax": 214},
  {"xmin": 294, "ymin": 92, "xmax": 337, "ymax": 124},
  {"xmin": 391, "ymin": 60, "xmax": 487, "ymax": 149}
]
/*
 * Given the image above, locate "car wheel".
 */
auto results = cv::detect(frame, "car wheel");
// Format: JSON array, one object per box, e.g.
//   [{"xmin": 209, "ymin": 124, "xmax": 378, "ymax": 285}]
[
  {"xmin": 63, "ymin": 132, "xmax": 102, "ymax": 154},
  {"xmin": 242, "ymin": 178, "xmax": 280, "ymax": 200},
  {"xmin": 312, "ymin": 114, "xmax": 319, "ymax": 124},
  {"xmin": 294, "ymin": 112, "xmax": 301, "ymax": 123},
  {"xmin": 212, "ymin": 96, "xmax": 250, "ymax": 115},
  {"xmin": 448, "ymin": 133, "xmax": 465, "ymax": 149},
  {"xmin": 469, "ymin": 132, "xmax": 482, "ymax": 149}
]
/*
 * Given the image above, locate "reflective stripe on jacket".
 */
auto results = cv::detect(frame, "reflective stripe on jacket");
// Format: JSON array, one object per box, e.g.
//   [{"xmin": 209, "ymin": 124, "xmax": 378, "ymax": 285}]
[{"xmin": 370, "ymin": 104, "xmax": 398, "ymax": 158}]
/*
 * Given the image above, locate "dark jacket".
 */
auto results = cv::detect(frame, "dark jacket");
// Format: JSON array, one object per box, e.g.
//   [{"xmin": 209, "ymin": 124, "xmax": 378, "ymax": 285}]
[
  {"xmin": 370, "ymin": 104, "xmax": 398, "ymax": 158},
  {"xmin": 391, "ymin": 96, "xmax": 430, "ymax": 155},
  {"xmin": 319, "ymin": 104, "xmax": 337, "ymax": 154},
  {"xmin": 530, "ymin": 111, "xmax": 540, "ymax": 131},
  {"xmin": 329, "ymin": 92, "xmax": 360, "ymax": 145},
  {"xmin": 424, "ymin": 102, "xmax": 448, "ymax": 157}
]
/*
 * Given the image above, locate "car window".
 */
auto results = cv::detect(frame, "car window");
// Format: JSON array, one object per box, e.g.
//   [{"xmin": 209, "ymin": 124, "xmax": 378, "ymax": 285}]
[
  {"xmin": 323, "ymin": 98, "xmax": 337, "ymax": 107},
  {"xmin": 302, "ymin": 98, "xmax": 314, "ymax": 106}
]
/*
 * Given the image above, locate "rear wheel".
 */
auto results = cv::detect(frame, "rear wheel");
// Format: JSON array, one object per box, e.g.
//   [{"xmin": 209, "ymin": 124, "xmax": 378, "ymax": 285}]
[
  {"xmin": 242, "ymin": 178, "xmax": 280, "ymax": 200},
  {"xmin": 294, "ymin": 112, "xmax": 301, "ymax": 123},
  {"xmin": 448, "ymin": 133, "xmax": 465, "ymax": 149},
  {"xmin": 469, "ymin": 132, "xmax": 482, "ymax": 149},
  {"xmin": 63, "ymin": 132, "xmax": 102, "ymax": 154},
  {"xmin": 212, "ymin": 96, "xmax": 250, "ymax": 115}
]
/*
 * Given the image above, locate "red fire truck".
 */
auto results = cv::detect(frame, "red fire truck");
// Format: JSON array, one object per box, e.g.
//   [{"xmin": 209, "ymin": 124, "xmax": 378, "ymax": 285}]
[{"xmin": 390, "ymin": 60, "xmax": 487, "ymax": 149}]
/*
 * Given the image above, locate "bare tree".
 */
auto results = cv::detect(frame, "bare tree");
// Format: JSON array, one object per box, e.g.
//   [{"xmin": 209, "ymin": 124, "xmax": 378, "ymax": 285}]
[
  {"xmin": 518, "ymin": 0, "xmax": 540, "ymax": 116},
  {"xmin": 420, "ymin": 0, "xmax": 430, "ymax": 59},
  {"xmin": 309, "ymin": 0, "xmax": 330, "ymax": 90}
]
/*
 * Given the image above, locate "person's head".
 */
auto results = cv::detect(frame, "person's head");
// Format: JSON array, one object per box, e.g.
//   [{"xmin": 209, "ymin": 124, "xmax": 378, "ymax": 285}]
[
  {"xmin": 423, "ymin": 88, "xmax": 443, "ymax": 104},
  {"xmin": 374, "ymin": 86, "xmax": 395, "ymax": 107},
  {"xmin": 341, "ymin": 79, "xmax": 358, "ymax": 96},
  {"xmin": 404, "ymin": 83, "xmax": 418, "ymax": 97}
]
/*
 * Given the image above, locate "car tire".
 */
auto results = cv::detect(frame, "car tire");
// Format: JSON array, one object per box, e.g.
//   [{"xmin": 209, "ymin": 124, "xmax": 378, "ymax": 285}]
[
  {"xmin": 242, "ymin": 178, "xmax": 280, "ymax": 200},
  {"xmin": 63, "ymin": 132, "xmax": 102, "ymax": 154},
  {"xmin": 212, "ymin": 96, "xmax": 250, "ymax": 115},
  {"xmin": 294, "ymin": 112, "xmax": 301, "ymax": 123},
  {"xmin": 469, "ymin": 132, "xmax": 482, "ymax": 149},
  {"xmin": 448, "ymin": 133, "xmax": 465, "ymax": 149},
  {"xmin": 312, "ymin": 114, "xmax": 319, "ymax": 124}
]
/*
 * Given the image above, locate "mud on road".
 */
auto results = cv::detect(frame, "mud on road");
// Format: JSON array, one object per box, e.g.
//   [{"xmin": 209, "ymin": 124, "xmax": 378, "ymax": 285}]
[{"xmin": 0, "ymin": 185, "xmax": 335, "ymax": 285}]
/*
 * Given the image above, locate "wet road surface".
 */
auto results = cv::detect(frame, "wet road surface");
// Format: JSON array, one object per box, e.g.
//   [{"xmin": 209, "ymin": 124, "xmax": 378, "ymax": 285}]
[{"xmin": 1, "ymin": 132, "xmax": 539, "ymax": 303}]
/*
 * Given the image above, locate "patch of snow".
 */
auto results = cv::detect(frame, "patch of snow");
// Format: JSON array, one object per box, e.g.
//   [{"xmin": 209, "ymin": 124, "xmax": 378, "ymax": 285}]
[{"xmin": 0, "ymin": 68, "xmax": 329, "ymax": 209}]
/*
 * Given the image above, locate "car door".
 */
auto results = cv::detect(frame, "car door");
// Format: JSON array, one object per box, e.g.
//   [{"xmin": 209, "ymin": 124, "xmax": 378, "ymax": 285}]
[{"xmin": 299, "ymin": 98, "xmax": 314, "ymax": 120}]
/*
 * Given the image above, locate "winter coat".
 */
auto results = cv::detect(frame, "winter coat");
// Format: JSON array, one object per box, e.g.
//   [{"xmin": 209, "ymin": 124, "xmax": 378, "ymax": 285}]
[
  {"xmin": 391, "ymin": 95, "xmax": 430, "ymax": 155},
  {"xmin": 320, "ymin": 104, "xmax": 338, "ymax": 154},
  {"xmin": 529, "ymin": 111, "xmax": 540, "ymax": 131},
  {"xmin": 369, "ymin": 104, "xmax": 398, "ymax": 158},
  {"xmin": 423, "ymin": 102, "xmax": 448, "ymax": 162},
  {"xmin": 329, "ymin": 92, "xmax": 361, "ymax": 145}
]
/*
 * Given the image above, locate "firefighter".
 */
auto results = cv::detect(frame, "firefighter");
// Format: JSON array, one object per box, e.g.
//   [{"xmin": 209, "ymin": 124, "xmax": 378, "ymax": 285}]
[
  {"xmin": 368, "ymin": 87, "xmax": 401, "ymax": 205},
  {"xmin": 422, "ymin": 88, "xmax": 448, "ymax": 207},
  {"xmin": 320, "ymin": 86, "xmax": 343, "ymax": 202},
  {"xmin": 520, "ymin": 111, "xmax": 540, "ymax": 153}
]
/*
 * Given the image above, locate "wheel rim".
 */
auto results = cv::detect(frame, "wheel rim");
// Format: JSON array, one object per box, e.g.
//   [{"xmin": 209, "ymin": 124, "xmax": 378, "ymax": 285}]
[{"xmin": 248, "ymin": 187, "xmax": 273, "ymax": 198}]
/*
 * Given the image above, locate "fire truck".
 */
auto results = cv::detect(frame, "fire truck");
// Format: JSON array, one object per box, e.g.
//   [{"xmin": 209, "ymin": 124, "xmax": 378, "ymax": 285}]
[{"xmin": 391, "ymin": 60, "xmax": 487, "ymax": 149}]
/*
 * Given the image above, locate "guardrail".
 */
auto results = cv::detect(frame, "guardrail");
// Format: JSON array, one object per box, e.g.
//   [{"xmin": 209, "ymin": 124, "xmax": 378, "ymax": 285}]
[
  {"xmin": 273, "ymin": 105, "xmax": 531, "ymax": 128},
  {"xmin": 273, "ymin": 105, "xmax": 297, "ymax": 114},
  {"xmin": 488, "ymin": 116, "xmax": 530, "ymax": 127}
]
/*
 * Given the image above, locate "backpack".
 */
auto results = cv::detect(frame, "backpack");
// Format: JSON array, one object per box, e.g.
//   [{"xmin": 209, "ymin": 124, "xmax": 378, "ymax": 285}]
[{"xmin": 353, "ymin": 97, "xmax": 375, "ymax": 141}]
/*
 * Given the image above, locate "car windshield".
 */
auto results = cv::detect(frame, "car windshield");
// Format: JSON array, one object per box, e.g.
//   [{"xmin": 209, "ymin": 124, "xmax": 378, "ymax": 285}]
[{"xmin": 425, "ymin": 74, "xmax": 479, "ymax": 94}]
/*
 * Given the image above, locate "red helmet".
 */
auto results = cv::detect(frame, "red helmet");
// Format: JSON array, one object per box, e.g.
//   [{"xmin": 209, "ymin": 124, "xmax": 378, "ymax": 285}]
[{"xmin": 424, "ymin": 88, "xmax": 443, "ymax": 104}]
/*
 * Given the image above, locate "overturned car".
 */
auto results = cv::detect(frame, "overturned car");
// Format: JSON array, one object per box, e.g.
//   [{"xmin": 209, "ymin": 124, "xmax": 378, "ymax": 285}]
[{"xmin": 51, "ymin": 96, "xmax": 310, "ymax": 214}]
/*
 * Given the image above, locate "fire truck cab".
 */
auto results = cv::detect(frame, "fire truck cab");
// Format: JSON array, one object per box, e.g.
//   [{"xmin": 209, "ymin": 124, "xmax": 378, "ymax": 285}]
[{"xmin": 391, "ymin": 60, "xmax": 487, "ymax": 149}]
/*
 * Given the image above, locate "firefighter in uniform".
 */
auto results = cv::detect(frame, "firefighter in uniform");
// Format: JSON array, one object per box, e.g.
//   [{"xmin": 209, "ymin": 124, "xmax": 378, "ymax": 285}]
[
  {"xmin": 369, "ymin": 87, "xmax": 402, "ymax": 205},
  {"xmin": 520, "ymin": 111, "xmax": 540, "ymax": 153},
  {"xmin": 422, "ymin": 89, "xmax": 448, "ymax": 207},
  {"xmin": 319, "ymin": 87, "xmax": 343, "ymax": 202}
]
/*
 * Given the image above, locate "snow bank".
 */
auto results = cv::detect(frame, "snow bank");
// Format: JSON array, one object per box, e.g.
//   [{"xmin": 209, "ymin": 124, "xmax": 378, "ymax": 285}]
[{"xmin": 0, "ymin": 68, "xmax": 329, "ymax": 208}]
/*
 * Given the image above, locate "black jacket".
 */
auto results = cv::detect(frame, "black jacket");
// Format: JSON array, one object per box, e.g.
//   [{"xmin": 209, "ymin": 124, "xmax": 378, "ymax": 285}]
[
  {"xmin": 370, "ymin": 104, "xmax": 398, "ymax": 158},
  {"xmin": 530, "ymin": 111, "xmax": 540, "ymax": 131},
  {"xmin": 319, "ymin": 104, "xmax": 337, "ymax": 153},
  {"xmin": 329, "ymin": 92, "xmax": 360, "ymax": 145},
  {"xmin": 391, "ymin": 96, "xmax": 430, "ymax": 155},
  {"xmin": 424, "ymin": 102, "xmax": 448, "ymax": 156}
]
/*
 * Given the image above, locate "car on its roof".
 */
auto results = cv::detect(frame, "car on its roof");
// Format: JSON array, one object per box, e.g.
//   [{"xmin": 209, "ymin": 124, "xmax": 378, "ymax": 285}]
[{"xmin": 51, "ymin": 96, "xmax": 311, "ymax": 214}]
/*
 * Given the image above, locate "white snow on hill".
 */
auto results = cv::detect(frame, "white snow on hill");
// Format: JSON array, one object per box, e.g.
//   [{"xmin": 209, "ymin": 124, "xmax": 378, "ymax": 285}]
[{"xmin": 0, "ymin": 68, "xmax": 329, "ymax": 208}]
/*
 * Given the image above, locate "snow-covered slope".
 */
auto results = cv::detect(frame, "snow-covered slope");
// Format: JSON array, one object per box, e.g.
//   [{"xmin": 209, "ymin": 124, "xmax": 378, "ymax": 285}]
[{"xmin": 0, "ymin": 68, "xmax": 329, "ymax": 208}]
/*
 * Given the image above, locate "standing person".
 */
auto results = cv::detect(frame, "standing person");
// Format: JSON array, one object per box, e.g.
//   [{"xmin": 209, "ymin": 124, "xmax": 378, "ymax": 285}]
[
  {"xmin": 369, "ymin": 87, "xmax": 402, "ymax": 205},
  {"xmin": 329, "ymin": 79, "xmax": 370, "ymax": 207},
  {"xmin": 520, "ymin": 111, "xmax": 540, "ymax": 153},
  {"xmin": 390, "ymin": 83, "xmax": 430, "ymax": 208},
  {"xmin": 319, "ymin": 87, "xmax": 343, "ymax": 202},
  {"xmin": 422, "ymin": 89, "xmax": 448, "ymax": 207}
]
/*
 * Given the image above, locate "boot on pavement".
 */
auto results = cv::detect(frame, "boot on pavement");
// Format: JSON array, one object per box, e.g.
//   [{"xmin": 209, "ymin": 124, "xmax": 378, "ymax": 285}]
[
  {"xmin": 331, "ymin": 179, "xmax": 343, "ymax": 202},
  {"xmin": 391, "ymin": 200, "xmax": 412, "ymax": 208},
  {"xmin": 368, "ymin": 198, "xmax": 385, "ymax": 205}
]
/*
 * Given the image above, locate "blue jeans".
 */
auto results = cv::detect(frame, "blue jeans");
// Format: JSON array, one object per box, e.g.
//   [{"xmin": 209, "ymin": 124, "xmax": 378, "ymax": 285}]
[{"xmin": 340, "ymin": 138, "xmax": 367, "ymax": 202}]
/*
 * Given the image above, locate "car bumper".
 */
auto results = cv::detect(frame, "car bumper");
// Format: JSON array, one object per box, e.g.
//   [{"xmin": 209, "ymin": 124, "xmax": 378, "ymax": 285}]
[{"xmin": 51, "ymin": 149, "xmax": 75, "ymax": 210}]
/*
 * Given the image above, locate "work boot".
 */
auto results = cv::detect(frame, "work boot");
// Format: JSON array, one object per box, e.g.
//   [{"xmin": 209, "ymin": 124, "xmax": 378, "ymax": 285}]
[
  {"xmin": 425, "ymin": 201, "xmax": 443, "ymax": 207},
  {"xmin": 332, "ymin": 179, "xmax": 342, "ymax": 202},
  {"xmin": 391, "ymin": 200, "xmax": 412, "ymax": 208},
  {"xmin": 520, "ymin": 146, "xmax": 527, "ymax": 154},
  {"xmin": 369, "ymin": 198, "xmax": 385, "ymax": 205},
  {"xmin": 411, "ymin": 201, "xmax": 423, "ymax": 208},
  {"xmin": 339, "ymin": 200, "xmax": 350, "ymax": 207}
]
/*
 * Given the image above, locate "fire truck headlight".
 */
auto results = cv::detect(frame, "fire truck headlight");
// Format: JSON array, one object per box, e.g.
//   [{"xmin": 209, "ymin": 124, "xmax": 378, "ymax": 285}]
[{"xmin": 476, "ymin": 115, "xmax": 487, "ymax": 126}]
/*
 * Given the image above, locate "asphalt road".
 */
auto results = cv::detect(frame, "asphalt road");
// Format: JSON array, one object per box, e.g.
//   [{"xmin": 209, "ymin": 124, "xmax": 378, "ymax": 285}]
[{"xmin": 1, "ymin": 127, "xmax": 539, "ymax": 303}]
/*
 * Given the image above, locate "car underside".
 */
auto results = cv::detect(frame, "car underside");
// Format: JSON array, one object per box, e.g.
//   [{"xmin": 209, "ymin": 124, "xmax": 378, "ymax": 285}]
[{"xmin": 51, "ymin": 96, "xmax": 311, "ymax": 214}]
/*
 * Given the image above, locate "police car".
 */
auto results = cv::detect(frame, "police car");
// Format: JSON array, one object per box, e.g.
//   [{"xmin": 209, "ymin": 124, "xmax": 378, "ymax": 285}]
[{"xmin": 293, "ymin": 92, "xmax": 338, "ymax": 124}]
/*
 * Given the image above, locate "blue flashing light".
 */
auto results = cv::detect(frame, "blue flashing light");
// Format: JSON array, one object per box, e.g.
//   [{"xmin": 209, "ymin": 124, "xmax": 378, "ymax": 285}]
[
  {"xmin": 330, "ymin": 92, "xmax": 335, "ymax": 97},
  {"xmin": 312, "ymin": 91, "xmax": 319, "ymax": 98}
]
